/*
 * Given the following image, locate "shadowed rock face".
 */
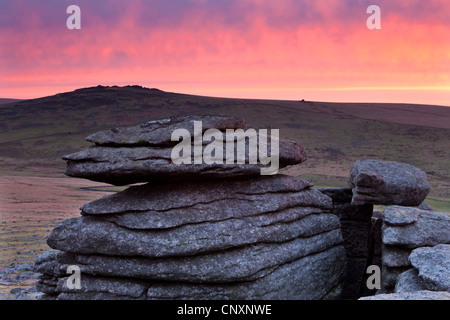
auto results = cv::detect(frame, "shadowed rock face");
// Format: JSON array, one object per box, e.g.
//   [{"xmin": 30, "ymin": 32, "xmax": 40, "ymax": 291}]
[
  {"xmin": 63, "ymin": 115, "xmax": 308, "ymax": 185},
  {"xmin": 348, "ymin": 159, "xmax": 430, "ymax": 206}
]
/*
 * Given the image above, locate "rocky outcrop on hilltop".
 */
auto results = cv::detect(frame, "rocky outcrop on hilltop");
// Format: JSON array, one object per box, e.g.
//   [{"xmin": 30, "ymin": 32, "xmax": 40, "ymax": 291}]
[
  {"xmin": 34, "ymin": 115, "xmax": 346, "ymax": 300},
  {"xmin": 33, "ymin": 115, "xmax": 449, "ymax": 301}
]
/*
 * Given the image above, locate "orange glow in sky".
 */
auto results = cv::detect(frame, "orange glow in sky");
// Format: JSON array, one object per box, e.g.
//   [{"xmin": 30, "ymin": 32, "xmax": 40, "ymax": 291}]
[{"xmin": 1, "ymin": 0, "xmax": 449, "ymax": 106}]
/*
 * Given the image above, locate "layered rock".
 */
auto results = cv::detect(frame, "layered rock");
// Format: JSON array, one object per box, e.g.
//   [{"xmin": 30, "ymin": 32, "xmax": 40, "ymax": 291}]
[
  {"xmin": 394, "ymin": 268, "xmax": 427, "ymax": 293},
  {"xmin": 34, "ymin": 115, "xmax": 346, "ymax": 300},
  {"xmin": 348, "ymin": 159, "xmax": 430, "ymax": 206},
  {"xmin": 84, "ymin": 115, "xmax": 247, "ymax": 146},
  {"xmin": 63, "ymin": 115, "xmax": 307, "ymax": 185},
  {"xmin": 380, "ymin": 206, "xmax": 450, "ymax": 292},
  {"xmin": 52, "ymin": 215, "xmax": 327, "ymax": 257},
  {"xmin": 54, "ymin": 229, "xmax": 343, "ymax": 284},
  {"xmin": 406, "ymin": 244, "xmax": 450, "ymax": 292},
  {"xmin": 37, "ymin": 176, "xmax": 345, "ymax": 299},
  {"xmin": 79, "ymin": 174, "xmax": 325, "ymax": 229},
  {"xmin": 36, "ymin": 128, "xmax": 449, "ymax": 300},
  {"xmin": 38, "ymin": 245, "xmax": 346, "ymax": 300},
  {"xmin": 343, "ymin": 158, "xmax": 450, "ymax": 298}
]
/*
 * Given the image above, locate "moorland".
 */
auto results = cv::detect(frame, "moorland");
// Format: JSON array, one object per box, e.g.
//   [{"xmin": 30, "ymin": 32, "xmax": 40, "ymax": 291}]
[{"xmin": 1, "ymin": 85, "xmax": 449, "ymax": 289}]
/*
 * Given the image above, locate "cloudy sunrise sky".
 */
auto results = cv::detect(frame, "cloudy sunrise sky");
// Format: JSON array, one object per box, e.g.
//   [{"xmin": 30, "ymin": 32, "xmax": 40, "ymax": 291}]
[{"xmin": 1, "ymin": 0, "xmax": 449, "ymax": 106}]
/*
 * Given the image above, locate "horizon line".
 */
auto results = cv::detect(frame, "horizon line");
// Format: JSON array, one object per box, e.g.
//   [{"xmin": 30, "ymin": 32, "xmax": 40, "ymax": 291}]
[{"xmin": 2, "ymin": 85, "xmax": 449, "ymax": 108}]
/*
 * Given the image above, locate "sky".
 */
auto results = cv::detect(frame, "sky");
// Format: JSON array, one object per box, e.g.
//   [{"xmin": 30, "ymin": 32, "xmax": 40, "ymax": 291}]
[{"xmin": 1, "ymin": 0, "xmax": 449, "ymax": 106}]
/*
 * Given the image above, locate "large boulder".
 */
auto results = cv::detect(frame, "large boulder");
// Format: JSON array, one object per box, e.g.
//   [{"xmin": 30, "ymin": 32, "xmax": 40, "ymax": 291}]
[
  {"xmin": 409, "ymin": 244, "xmax": 450, "ymax": 292},
  {"xmin": 395, "ymin": 268, "xmax": 427, "ymax": 293},
  {"xmin": 394, "ymin": 244, "xmax": 450, "ymax": 294},
  {"xmin": 348, "ymin": 159, "xmax": 430, "ymax": 206},
  {"xmin": 85, "ymin": 115, "xmax": 247, "ymax": 146}
]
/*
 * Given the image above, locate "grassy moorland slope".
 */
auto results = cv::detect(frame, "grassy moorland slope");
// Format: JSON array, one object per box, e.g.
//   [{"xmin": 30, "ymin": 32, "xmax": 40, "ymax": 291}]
[{"xmin": 1, "ymin": 85, "xmax": 449, "ymax": 209}]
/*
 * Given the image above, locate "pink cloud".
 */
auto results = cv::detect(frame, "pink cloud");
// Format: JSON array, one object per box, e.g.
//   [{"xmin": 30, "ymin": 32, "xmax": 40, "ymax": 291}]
[{"xmin": 0, "ymin": 0, "xmax": 449, "ymax": 105}]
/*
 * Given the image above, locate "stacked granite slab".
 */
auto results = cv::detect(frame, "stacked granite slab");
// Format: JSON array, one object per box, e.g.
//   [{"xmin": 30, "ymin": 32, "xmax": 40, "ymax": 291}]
[
  {"xmin": 359, "ymin": 290, "xmax": 450, "ymax": 300},
  {"xmin": 348, "ymin": 159, "xmax": 430, "ymax": 207},
  {"xmin": 62, "ymin": 115, "xmax": 304, "ymax": 185},
  {"xmin": 360, "ymin": 244, "xmax": 450, "ymax": 300},
  {"xmin": 34, "ymin": 115, "xmax": 346, "ymax": 300},
  {"xmin": 381, "ymin": 205, "xmax": 450, "ymax": 292}
]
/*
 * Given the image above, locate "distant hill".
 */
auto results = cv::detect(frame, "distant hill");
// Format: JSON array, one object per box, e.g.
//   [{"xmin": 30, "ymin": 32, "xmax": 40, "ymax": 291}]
[
  {"xmin": 1, "ymin": 85, "xmax": 449, "ymax": 203},
  {"xmin": 0, "ymin": 98, "xmax": 22, "ymax": 105}
]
